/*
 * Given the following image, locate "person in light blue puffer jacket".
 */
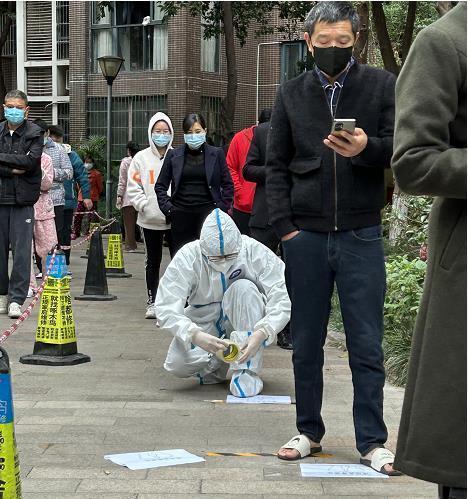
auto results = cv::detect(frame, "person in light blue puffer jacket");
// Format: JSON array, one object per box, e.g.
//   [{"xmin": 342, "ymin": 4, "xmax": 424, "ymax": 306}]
[{"xmin": 48, "ymin": 125, "xmax": 91, "ymax": 267}]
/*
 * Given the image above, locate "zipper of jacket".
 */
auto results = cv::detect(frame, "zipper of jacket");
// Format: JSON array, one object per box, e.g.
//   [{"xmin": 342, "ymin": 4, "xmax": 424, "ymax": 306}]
[{"xmin": 321, "ymin": 85, "xmax": 342, "ymax": 231}]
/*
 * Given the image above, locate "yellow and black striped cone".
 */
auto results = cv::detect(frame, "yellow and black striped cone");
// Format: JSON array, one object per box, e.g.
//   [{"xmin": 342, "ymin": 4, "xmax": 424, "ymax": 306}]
[
  {"xmin": 0, "ymin": 348, "xmax": 22, "ymax": 498},
  {"xmin": 105, "ymin": 221, "xmax": 132, "ymax": 278},
  {"xmin": 20, "ymin": 265, "xmax": 91, "ymax": 366}
]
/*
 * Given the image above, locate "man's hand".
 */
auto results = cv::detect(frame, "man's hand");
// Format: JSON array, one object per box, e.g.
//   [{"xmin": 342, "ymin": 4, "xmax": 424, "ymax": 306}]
[
  {"xmin": 192, "ymin": 331, "xmax": 230, "ymax": 354},
  {"xmin": 238, "ymin": 329, "xmax": 268, "ymax": 363},
  {"xmin": 324, "ymin": 127, "xmax": 368, "ymax": 158},
  {"xmin": 83, "ymin": 198, "xmax": 93, "ymax": 211},
  {"xmin": 281, "ymin": 230, "xmax": 300, "ymax": 242},
  {"xmin": 11, "ymin": 169, "xmax": 25, "ymax": 175},
  {"xmin": 115, "ymin": 196, "xmax": 122, "ymax": 210}
]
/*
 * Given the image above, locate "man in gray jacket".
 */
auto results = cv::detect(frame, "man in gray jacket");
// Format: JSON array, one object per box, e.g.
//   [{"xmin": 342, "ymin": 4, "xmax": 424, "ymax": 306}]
[
  {"xmin": 391, "ymin": 3, "xmax": 466, "ymax": 497},
  {"xmin": 0, "ymin": 90, "xmax": 43, "ymax": 318}
]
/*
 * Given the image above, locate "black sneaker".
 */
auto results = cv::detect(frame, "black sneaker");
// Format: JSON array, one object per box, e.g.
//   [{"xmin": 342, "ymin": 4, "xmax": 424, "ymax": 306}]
[{"xmin": 277, "ymin": 325, "xmax": 293, "ymax": 350}]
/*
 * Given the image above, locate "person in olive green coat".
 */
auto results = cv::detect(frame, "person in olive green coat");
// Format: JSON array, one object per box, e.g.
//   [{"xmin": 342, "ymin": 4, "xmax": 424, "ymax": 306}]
[{"xmin": 391, "ymin": 3, "xmax": 466, "ymax": 496}]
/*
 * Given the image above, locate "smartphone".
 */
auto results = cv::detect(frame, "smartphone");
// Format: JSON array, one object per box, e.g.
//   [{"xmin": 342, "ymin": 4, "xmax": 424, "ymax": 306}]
[{"xmin": 331, "ymin": 119, "xmax": 356, "ymax": 135}]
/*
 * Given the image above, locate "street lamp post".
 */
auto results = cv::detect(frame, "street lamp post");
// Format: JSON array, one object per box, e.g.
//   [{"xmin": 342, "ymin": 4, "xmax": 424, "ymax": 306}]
[{"xmin": 97, "ymin": 55, "xmax": 124, "ymax": 221}]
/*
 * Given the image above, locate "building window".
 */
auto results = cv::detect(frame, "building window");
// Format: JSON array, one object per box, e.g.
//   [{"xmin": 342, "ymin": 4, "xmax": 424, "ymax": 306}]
[
  {"xmin": 27, "ymin": 102, "xmax": 53, "ymax": 123},
  {"xmin": 201, "ymin": 30, "xmax": 219, "ymax": 73},
  {"xmin": 87, "ymin": 95, "xmax": 168, "ymax": 160},
  {"xmin": 56, "ymin": 1, "xmax": 69, "ymax": 60},
  {"xmin": 201, "ymin": 96, "xmax": 222, "ymax": 146},
  {"xmin": 280, "ymin": 41, "xmax": 313, "ymax": 83},
  {"xmin": 91, "ymin": 1, "xmax": 167, "ymax": 73},
  {"xmin": 0, "ymin": 13, "xmax": 16, "ymax": 57},
  {"xmin": 58, "ymin": 103, "xmax": 70, "ymax": 143}
]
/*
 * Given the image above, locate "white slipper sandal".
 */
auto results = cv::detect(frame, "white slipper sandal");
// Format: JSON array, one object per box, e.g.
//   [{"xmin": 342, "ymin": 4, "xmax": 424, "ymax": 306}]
[
  {"xmin": 360, "ymin": 448, "xmax": 402, "ymax": 476},
  {"xmin": 277, "ymin": 434, "xmax": 322, "ymax": 461}
]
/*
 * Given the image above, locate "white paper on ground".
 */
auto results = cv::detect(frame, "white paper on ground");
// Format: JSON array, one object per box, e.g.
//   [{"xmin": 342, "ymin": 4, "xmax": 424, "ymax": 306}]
[
  {"xmin": 104, "ymin": 449, "xmax": 205, "ymax": 470},
  {"xmin": 226, "ymin": 395, "xmax": 291, "ymax": 404},
  {"xmin": 300, "ymin": 463, "xmax": 388, "ymax": 479}
]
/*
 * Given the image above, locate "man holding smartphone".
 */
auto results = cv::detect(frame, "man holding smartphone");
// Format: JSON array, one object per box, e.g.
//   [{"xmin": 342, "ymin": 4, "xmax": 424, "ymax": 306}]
[{"xmin": 266, "ymin": 2, "xmax": 397, "ymax": 474}]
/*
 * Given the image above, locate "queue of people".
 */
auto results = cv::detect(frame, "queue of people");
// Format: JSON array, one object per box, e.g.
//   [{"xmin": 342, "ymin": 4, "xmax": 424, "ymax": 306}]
[{"xmin": 0, "ymin": 2, "xmax": 465, "ymax": 494}]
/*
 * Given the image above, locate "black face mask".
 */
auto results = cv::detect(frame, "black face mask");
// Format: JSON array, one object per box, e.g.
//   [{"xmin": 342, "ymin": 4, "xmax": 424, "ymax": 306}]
[{"xmin": 313, "ymin": 46, "xmax": 353, "ymax": 77}]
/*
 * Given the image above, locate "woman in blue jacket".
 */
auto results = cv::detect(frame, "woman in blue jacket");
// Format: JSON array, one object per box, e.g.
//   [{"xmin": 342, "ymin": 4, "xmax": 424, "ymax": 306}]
[{"xmin": 155, "ymin": 113, "xmax": 233, "ymax": 254}]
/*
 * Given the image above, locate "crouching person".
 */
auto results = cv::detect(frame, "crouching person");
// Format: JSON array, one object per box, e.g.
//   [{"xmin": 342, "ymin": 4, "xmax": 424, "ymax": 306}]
[{"xmin": 155, "ymin": 208, "xmax": 290, "ymax": 397}]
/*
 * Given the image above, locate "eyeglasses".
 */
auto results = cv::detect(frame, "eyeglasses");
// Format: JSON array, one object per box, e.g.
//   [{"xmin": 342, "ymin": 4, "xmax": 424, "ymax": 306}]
[{"xmin": 207, "ymin": 253, "xmax": 238, "ymax": 263}]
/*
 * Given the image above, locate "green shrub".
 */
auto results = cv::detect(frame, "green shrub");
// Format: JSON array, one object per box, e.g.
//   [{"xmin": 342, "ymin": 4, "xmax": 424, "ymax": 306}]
[{"xmin": 383, "ymin": 255, "xmax": 426, "ymax": 386}]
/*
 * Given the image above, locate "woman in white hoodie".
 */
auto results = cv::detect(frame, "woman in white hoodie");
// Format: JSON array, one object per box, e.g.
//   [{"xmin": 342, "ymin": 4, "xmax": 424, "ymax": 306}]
[{"xmin": 127, "ymin": 112, "xmax": 174, "ymax": 319}]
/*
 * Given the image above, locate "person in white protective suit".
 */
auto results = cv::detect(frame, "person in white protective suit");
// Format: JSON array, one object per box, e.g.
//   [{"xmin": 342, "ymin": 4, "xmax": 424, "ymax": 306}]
[{"xmin": 155, "ymin": 208, "xmax": 291, "ymax": 397}]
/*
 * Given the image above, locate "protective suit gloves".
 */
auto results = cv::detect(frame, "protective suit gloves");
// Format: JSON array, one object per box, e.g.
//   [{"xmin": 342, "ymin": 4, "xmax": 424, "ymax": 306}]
[
  {"xmin": 238, "ymin": 329, "xmax": 268, "ymax": 363},
  {"xmin": 191, "ymin": 330, "xmax": 229, "ymax": 355}
]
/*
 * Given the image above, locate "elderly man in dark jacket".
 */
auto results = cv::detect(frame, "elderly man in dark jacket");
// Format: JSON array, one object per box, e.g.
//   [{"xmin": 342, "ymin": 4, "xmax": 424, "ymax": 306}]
[
  {"xmin": 392, "ymin": 4, "xmax": 467, "ymax": 498},
  {"xmin": 0, "ymin": 90, "xmax": 43, "ymax": 318},
  {"xmin": 266, "ymin": 2, "xmax": 398, "ymax": 474}
]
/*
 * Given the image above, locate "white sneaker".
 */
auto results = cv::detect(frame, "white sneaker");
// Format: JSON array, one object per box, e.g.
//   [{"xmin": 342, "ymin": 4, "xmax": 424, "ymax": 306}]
[
  {"xmin": 0, "ymin": 296, "xmax": 7, "ymax": 314},
  {"xmin": 27, "ymin": 287, "xmax": 36, "ymax": 298},
  {"xmin": 145, "ymin": 304, "xmax": 156, "ymax": 319},
  {"xmin": 8, "ymin": 302, "xmax": 22, "ymax": 319}
]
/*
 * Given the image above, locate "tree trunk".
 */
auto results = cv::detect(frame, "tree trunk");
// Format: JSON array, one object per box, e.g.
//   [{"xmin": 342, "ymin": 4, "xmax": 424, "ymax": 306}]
[
  {"xmin": 371, "ymin": 1, "xmax": 400, "ymax": 75},
  {"xmin": 220, "ymin": 1, "xmax": 237, "ymax": 145},
  {"xmin": 401, "ymin": 1, "xmax": 417, "ymax": 63},
  {"xmin": 353, "ymin": 2, "xmax": 369, "ymax": 64},
  {"xmin": 389, "ymin": 183, "xmax": 408, "ymax": 245}
]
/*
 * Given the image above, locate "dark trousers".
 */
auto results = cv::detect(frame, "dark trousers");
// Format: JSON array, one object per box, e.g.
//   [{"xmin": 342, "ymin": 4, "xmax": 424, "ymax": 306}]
[
  {"xmin": 232, "ymin": 208, "xmax": 251, "ymax": 236},
  {"xmin": 250, "ymin": 226, "xmax": 280, "ymax": 253},
  {"xmin": 54, "ymin": 205, "xmax": 65, "ymax": 246},
  {"xmin": 282, "ymin": 226, "xmax": 387, "ymax": 455},
  {"xmin": 142, "ymin": 228, "xmax": 173, "ymax": 304},
  {"xmin": 122, "ymin": 205, "xmax": 137, "ymax": 250},
  {"xmin": 170, "ymin": 206, "xmax": 213, "ymax": 255},
  {"xmin": 62, "ymin": 208, "xmax": 74, "ymax": 265},
  {"xmin": 0, "ymin": 205, "xmax": 34, "ymax": 305},
  {"xmin": 36, "ymin": 204, "xmax": 65, "ymax": 273},
  {"xmin": 440, "ymin": 486, "xmax": 467, "ymax": 499}
]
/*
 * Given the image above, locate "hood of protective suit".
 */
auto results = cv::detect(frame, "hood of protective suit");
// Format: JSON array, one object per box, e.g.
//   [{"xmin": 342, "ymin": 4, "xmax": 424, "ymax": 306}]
[
  {"xmin": 200, "ymin": 209, "xmax": 242, "ymax": 263},
  {"xmin": 148, "ymin": 111, "xmax": 174, "ymax": 157}
]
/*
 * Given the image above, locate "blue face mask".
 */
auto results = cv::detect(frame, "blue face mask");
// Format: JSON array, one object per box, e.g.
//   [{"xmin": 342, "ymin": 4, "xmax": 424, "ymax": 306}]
[
  {"xmin": 184, "ymin": 132, "xmax": 206, "ymax": 150},
  {"xmin": 152, "ymin": 133, "xmax": 171, "ymax": 148},
  {"xmin": 4, "ymin": 107, "xmax": 25, "ymax": 126}
]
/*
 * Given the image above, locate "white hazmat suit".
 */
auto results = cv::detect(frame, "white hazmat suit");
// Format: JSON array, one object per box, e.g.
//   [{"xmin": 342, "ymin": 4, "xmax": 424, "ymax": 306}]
[{"xmin": 155, "ymin": 209, "xmax": 291, "ymax": 397}]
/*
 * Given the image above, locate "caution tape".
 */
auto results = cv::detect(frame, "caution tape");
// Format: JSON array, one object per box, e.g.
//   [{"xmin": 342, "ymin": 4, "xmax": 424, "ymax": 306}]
[
  {"xmin": 205, "ymin": 451, "xmax": 333, "ymax": 458},
  {"xmin": 61, "ymin": 218, "xmax": 116, "ymax": 250},
  {"xmin": 0, "ymin": 218, "xmax": 116, "ymax": 344}
]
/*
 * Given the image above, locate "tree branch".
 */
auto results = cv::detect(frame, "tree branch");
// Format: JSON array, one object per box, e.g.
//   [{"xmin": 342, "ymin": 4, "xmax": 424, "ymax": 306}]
[
  {"xmin": 371, "ymin": 1, "xmax": 400, "ymax": 75},
  {"xmin": 401, "ymin": 1, "xmax": 417, "ymax": 63}
]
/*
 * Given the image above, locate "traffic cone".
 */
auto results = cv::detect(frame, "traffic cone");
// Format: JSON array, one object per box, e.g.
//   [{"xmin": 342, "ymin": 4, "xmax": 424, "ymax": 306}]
[
  {"xmin": 19, "ymin": 254, "xmax": 90, "ymax": 366},
  {"xmin": 76, "ymin": 229, "xmax": 117, "ymax": 301},
  {"xmin": 80, "ymin": 222, "xmax": 100, "ymax": 259},
  {"xmin": 0, "ymin": 348, "xmax": 21, "ymax": 498},
  {"xmin": 105, "ymin": 221, "xmax": 132, "ymax": 278}
]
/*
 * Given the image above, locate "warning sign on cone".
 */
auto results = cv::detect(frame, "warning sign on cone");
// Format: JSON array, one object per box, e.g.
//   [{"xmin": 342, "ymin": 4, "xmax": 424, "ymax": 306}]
[
  {"xmin": 0, "ymin": 348, "xmax": 21, "ymax": 498},
  {"xmin": 20, "ymin": 276, "xmax": 90, "ymax": 366},
  {"xmin": 105, "ymin": 222, "xmax": 131, "ymax": 278}
]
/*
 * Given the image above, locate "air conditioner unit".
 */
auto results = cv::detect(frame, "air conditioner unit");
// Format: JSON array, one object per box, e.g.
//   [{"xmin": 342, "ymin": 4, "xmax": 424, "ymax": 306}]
[{"xmin": 65, "ymin": 68, "xmax": 69, "ymax": 90}]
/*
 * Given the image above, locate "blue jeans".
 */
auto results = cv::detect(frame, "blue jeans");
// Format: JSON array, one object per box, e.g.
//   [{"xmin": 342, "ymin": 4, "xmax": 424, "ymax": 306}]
[{"xmin": 282, "ymin": 226, "xmax": 388, "ymax": 455}]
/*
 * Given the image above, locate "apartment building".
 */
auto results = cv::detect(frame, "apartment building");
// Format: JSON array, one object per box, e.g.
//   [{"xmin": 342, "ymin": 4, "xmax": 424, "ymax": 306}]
[{"xmin": 11, "ymin": 1, "xmax": 307, "ymax": 159}]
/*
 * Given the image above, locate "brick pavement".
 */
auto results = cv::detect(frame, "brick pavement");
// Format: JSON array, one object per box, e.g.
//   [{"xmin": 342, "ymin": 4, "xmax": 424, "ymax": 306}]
[{"xmin": 0, "ymin": 240, "xmax": 437, "ymax": 498}]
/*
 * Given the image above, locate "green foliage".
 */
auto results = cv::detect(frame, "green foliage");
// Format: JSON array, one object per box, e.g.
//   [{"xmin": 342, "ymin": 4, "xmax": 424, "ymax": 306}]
[
  {"xmin": 383, "ymin": 255, "xmax": 426, "ymax": 386},
  {"xmin": 75, "ymin": 135, "xmax": 106, "ymax": 174},
  {"xmin": 158, "ymin": 1, "xmax": 313, "ymax": 46},
  {"xmin": 383, "ymin": 195, "xmax": 432, "ymax": 259},
  {"xmin": 370, "ymin": 2, "xmax": 439, "ymax": 69}
]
